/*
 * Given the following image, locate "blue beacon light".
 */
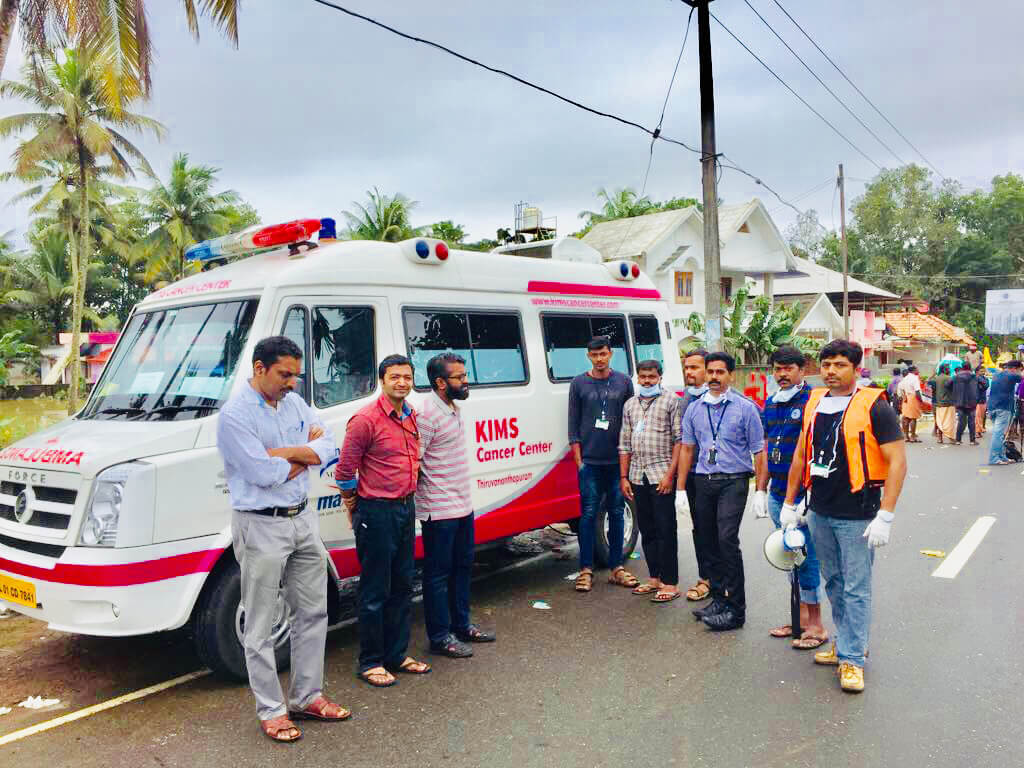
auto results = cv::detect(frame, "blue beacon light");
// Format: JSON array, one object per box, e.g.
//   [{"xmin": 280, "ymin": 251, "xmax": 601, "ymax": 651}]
[
  {"xmin": 619, "ymin": 262, "xmax": 629, "ymax": 277},
  {"xmin": 415, "ymin": 240, "xmax": 430, "ymax": 259}
]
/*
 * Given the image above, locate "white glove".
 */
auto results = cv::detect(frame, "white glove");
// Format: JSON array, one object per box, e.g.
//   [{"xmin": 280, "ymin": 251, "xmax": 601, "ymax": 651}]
[
  {"xmin": 863, "ymin": 510, "xmax": 894, "ymax": 548},
  {"xmin": 751, "ymin": 490, "xmax": 768, "ymax": 519},
  {"xmin": 675, "ymin": 490, "xmax": 690, "ymax": 521},
  {"xmin": 779, "ymin": 502, "xmax": 800, "ymax": 530},
  {"xmin": 795, "ymin": 498, "xmax": 807, "ymax": 519}
]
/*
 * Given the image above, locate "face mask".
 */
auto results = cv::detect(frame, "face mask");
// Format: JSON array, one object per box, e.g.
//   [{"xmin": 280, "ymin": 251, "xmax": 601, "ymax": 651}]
[
  {"xmin": 637, "ymin": 384, "xmax": 662, "ymax": 398},
  {"xmin": 686, "ymin": 384, "xmax": 708, "ymax": 396},
  {"xmin": 702, "ymin": 391, "xmax": 725, "ymax": 405},
  {"xmin": 773, "ymin": 384, "xmax": 801, "ymax": 403}
]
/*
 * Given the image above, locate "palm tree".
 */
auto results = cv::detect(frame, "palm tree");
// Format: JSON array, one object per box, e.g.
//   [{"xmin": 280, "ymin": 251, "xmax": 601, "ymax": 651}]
[
  {"xmin": 0, "ymin": 50, "xmax": 163, "ymax": 412},
  {"xmin": 578, "ymin": 187, "xmax": 654, "ymax": 227},
  {"xmin": 0, "ymin": 1, "xmax": 241, "ymax": 109},
  {"xmin": 138, "ymin": 152, "xmax": 240, "ymax": 286},
  {"xmin": 342, "ymin": 187, "xmax": 422, "ymax": 242}
]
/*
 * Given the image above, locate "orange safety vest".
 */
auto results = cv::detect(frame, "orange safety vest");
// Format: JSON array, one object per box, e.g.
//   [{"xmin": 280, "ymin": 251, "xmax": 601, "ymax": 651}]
[{"xmin": 801, "ymin": 387, "xmax": 890, "ymax": 493}]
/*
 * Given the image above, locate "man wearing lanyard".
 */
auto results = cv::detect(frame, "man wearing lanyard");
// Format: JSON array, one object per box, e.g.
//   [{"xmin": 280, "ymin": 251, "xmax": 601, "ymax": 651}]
[
  {"xmin": 217, "ymin": 336, "xmax": 349, "ymax": 743},
  {"xmin": 784, "ymin": 340, "xmax": 907, "ymax": 693},
  {"xmin": 752, "ymin": 345, "xmax": 827, "ymax": 649},
  {"xmin": 674, "ymin": 349, "xmax": 712, "ymax": 603},
  {"xmin": 677, "ymin": 351, "xmax": 767, "ymax": 631},
  {"xmin": 568, "ymin": 336, "xmax": 637, "ymax": 593},
  {"xmin": 336, "ymin": 354, "xmax": 432, "ymax": 688}
]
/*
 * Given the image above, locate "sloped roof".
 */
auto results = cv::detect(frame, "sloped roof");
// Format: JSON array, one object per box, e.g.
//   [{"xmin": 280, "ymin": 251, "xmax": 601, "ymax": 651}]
[
  {"xmin": 751, "ymin": 256, "xmax": 898, "ymax": 299},
  {"xmin": 581, "ymin": 207, "xmax": 700, "ymax": 262},
  {"xmin": 883, "ymin": 313, "xmax": 975, "ymax": 345}
]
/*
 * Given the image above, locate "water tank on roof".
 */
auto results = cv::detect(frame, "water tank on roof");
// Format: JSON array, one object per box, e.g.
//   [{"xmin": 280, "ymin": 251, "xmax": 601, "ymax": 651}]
[{"xmin": 522, "ymin": 207, "xmax": 542, "ymax": 230}]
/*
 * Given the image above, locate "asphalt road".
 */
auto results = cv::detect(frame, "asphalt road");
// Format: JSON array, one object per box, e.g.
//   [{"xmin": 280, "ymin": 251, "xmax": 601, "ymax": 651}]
[{"xmin": 2, "ymin": 439, "xmax": 1023, "ymax": 768}]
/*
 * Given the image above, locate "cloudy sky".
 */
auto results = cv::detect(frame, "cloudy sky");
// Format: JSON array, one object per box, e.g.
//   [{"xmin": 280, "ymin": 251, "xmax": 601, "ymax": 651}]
[{"xmin": 2, "ymin": 0, "xmax": 1023, "ymax": 246}]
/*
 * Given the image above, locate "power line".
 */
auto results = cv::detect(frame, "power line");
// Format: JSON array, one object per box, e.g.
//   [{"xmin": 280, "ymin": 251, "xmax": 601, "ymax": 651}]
[
  {"xmin": 768, "ymin": 177, "xmax": 834, "ymax": 214},
  {"xmin": 708, "ymin": 9, "xmax": 882, "ymax": 170},
  {"xmin": 741, "ymin": 0, "xmax": 906, "ymax": 166},
  {"xmin": 716, "ymin": 154, "xmax": 813, "ymax": 220},
  {"xmin": 770, "ymin": 0, "xmax": 945, "ymax": 178},
  {"xmin": 851, "ymin": 273, "xmax": 1024, "ymax": 280}
]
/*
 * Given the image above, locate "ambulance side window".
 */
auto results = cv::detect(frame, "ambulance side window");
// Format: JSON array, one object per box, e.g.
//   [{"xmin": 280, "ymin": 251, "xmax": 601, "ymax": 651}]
[
  {"xmin": 310, "ymin": 306, "xmax": 376, "ymax": 408},
  {"xmin": 280, "ymin": 306, "xmax": 310, "ymax": 402},
  {"xmin": 630, "ymin": 315, "xmax": 663, "ymax": 365},
  {"xmin": 541, "ymin": 314, "xmax": 631, "ymax": 381},
  {"xmin": 403, "ymin": 309, "xmax": 528, "ymax": 389}
]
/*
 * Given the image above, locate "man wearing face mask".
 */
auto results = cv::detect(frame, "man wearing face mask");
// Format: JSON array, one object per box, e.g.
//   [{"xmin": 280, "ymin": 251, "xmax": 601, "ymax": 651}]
[
  {"xmin": 675, "ymin": 349, "xmax": 712, "ymax": 602},
  {"xmin": 619, "ymin": 359, "xmax": 683, "ymax": 603},
  {"xmin": 417, "ymin": 353, "xmax": 495, "ymax": 658},
  {"xmin": 753, "ymin": 346, "xmax": 827, "ymax": 650},
  {"xmin": 677, "ymin": 351, "xmax": 768, "ymax": 631}
]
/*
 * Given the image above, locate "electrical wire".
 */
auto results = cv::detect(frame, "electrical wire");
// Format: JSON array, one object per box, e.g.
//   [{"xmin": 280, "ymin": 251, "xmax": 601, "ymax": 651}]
[
  {"xmin": 851, "ymin": 273, "xmax": 1024, "ymax": 280},
  {"xmin": 716, "ymin": 154, "xmax": 811, "ymax": 219},
  {"xmin": 708, "ymin": 9, "xmax": 882, "ymax": 170},
  {"xmin": 771, "ymin": 0, "xmax": 945, "ymax": 179},
  {"xmin": 768, "ymin": 177, "xmax": 834, "ymax": 214},
  {"xmin": 742, "ymin": 0, "xmax": 906, "ymax": 166}
]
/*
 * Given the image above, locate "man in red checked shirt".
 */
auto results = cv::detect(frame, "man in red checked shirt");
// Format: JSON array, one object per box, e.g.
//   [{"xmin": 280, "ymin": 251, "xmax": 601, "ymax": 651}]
[{"xmin": 336, "ymin": 354, "xmax": 431, "ymax": 688}]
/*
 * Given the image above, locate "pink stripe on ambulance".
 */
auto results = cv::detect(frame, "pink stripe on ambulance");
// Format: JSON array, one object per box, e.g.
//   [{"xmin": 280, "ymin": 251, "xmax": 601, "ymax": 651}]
[{"xmin": 414, "ymin": 391, "xmax": 473, "ymax": 521}]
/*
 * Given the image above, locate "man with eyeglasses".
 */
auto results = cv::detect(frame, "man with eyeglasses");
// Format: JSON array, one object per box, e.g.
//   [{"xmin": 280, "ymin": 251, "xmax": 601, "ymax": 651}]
[{"xmin": 418, "ymin": 353, "xmax": 495, "ymax": 658}]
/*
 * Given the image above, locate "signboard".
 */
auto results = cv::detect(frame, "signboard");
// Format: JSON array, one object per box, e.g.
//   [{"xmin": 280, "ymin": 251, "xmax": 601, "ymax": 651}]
[{"xmin": 985, "ymin": 289, "xmax": 1024, "ymax": 334}]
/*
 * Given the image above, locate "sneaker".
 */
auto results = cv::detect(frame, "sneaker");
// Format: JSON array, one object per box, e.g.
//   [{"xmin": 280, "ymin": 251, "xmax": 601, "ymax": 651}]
[
  {"xmin": 814, "ymin": 642, "xmax": 839, "ymax": 666},
  {"xmin": 839, "ymin": 662, "xmax": 865, "ymax": 692}
]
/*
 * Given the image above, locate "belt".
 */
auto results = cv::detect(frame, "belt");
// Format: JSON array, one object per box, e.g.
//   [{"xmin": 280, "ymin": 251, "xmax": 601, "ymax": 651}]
[
  {"xmin": 359, "ymin": 493, "xmax": 415, "ymax": 504},
  {"xmin": 698, "ymin": 472, "xmax": 751, "ymax": 482},
  {"xmin": 240, "ymin": 500, "xmax": 307, "ymax": 517}
]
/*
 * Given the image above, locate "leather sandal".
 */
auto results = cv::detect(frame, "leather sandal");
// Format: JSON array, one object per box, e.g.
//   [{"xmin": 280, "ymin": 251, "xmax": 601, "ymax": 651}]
[
  {"xmin": 289, "ymin": 695, "xmax": 351, "ymax": 721},
  {"xmin": 396, "ymin": 657, "xmax": 432, "ymax": 675},
  {"xmin": 575, "ymin": 571, "xmax": 593, "ymax": 592},
  {"xmin": 608, "ymin": 567, "xmax": 639, "ymax": 588},
  {"xmin": 685, "ymin": 579, "xmax": 711, "ymax": 601},
  {"xmin": 261, "ymin": 715, "xmax": 301, "ymax": 743}
]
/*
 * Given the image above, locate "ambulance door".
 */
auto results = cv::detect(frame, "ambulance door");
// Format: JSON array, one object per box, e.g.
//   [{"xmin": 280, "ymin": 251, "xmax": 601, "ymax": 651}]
[{"xmin": 275, "ymin": 295, "xmax": 392, "ymax": 562}]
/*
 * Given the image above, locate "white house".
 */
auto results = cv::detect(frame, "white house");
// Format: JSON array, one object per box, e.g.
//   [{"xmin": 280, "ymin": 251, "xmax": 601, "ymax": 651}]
[{"xmin": 580, "ymin": 199, "xmax": 798, "ymax": 327}]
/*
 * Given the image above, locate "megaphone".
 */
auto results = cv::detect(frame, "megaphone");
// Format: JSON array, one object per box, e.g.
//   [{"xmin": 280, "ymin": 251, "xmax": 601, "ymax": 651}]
[{"xmin": 763, "ymin": 527, "xmax": 807, "ymax": 571}]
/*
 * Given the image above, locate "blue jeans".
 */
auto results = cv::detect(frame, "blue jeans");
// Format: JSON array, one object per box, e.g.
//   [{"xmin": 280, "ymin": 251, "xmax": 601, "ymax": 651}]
[
  {"xmin": 767, "ymin": 494, "xmax": 821, "ymax": 604},
  {"xmin": 422, "ymin": 514, "xmax": 475, "ymax": 647},
  {"xmin": 578, "ymin": 463, "xmax": 624, "ymax": 570},
  {"xmin": 809, "ymin": 511, "xmax": 874, "ymax": 668},
  {"xmin": 988, "ymin": 408, "xmax": 1012, "ymax": 464}
]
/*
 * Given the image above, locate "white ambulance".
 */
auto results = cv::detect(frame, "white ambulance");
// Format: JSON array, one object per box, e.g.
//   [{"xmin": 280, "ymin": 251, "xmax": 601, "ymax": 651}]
[{"xmin": 0, "ymin": 221, "xmax": 682, "ymax": 679}]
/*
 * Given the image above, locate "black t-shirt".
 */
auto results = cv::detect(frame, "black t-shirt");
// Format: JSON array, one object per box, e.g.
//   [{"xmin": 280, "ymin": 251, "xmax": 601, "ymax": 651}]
[{"xmin": 809, "ymin": 397, "xmax": 903, "ymax": 520}]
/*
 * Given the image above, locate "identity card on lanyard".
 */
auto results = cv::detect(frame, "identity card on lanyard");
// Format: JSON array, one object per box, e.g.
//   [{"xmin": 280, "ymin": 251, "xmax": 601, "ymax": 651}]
[
  {"xmin": 705, "ymin": 401, "xmax": 729, "ymax": 465},
  {"xmin": 595, "ymin": 378, "xmax": 612, "ymax": 430}
]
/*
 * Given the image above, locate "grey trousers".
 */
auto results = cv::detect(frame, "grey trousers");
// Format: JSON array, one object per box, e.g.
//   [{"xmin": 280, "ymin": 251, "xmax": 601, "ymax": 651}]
[{"xmin": 231, "ymin": 508, "xmax": 328, "ymax": 720}]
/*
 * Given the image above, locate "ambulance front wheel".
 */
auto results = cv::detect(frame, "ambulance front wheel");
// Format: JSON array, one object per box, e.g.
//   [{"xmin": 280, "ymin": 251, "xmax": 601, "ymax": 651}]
[
  {"xmin": 193, "ymin": 561, "xmax": 291, "ymax": 682},
  {"xmin": 594, "ymin": 496, "xmax": 639, "ymax": 568}
]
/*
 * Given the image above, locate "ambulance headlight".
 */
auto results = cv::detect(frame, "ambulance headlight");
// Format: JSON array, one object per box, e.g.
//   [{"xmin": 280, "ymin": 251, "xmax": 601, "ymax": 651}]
[{"xmin": 80, "ymin": 462, "xmax": 155, "ymax": 547}]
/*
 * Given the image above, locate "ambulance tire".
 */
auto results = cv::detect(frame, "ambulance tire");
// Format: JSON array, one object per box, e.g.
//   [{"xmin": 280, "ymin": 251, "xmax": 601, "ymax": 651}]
[
  {"xmin": 193, "ymin": 562, "xmax": 290, "ymax": 682},
  {"xmin": 594, "ymin": 495, "xmax": 639, "ymax": 568}
]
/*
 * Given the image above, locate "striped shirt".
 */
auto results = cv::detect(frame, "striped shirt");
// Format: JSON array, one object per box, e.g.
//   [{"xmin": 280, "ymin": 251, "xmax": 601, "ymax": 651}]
[
  {"xmin": 761, "ymin": 383, "xmax": 811, "ymax": 501},
  {"xmin": 414, "ymin": 391, "xmax": 473, "ymax": 521},
  {"xmin": 619, "ymin": 391, "xmax": 681, "ymax": 485}
]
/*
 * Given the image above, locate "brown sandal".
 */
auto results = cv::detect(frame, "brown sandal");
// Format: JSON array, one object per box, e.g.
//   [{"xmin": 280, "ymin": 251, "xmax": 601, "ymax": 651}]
[
  {"xmin": 651, "ymin": 589, "xmax": 681, "ymax": 603},
  {"xmin": 359, "ymin": 666, "xmax": 396, "ymax": 687},
  {"xmin": 769, "ymin": 624, "xmax": 793, "ymax": 638},
  {"xmin": 575, "ymin": 571, "xmax": 593, "ymax": 592},
  {"xmin": 792, "ymin": 633, "xmax": 829, "ymax": 650},
  {"xmin": 397, "ymin": 657, "xmax": 432, "ymax": 675},
  {"xmin": 608, "ymin": 567, "xmax": 639, "ymax": 588},
  {"xmin": 261, "ymin": 715, "xmax": 302, "ymax": 743},
  {"xmin": 632, "ymin": 583, "xmax": 659, "ymax": 595},
  {"xmin": 290, "ymin": 695, "xmax": 352, "ymax": 721},
  {"xmin": 685, "ymin": 579, "xmax": 711, "ymax": 601}
]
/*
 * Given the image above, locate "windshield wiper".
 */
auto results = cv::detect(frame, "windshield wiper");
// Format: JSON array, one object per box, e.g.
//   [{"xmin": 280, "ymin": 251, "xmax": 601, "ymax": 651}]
[
  {"xmin": 89, "ymin": 407, "xmax": 145, "ymax": 419},
  {"xmin": 142, "ymin": 404, "xmax": 217, "ymax": 420}
]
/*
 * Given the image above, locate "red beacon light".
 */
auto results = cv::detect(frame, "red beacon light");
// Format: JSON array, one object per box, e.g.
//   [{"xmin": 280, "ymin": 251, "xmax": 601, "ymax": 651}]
[
  {"xmin": 606, "ymin": 260, "xmax": 640, "ymax": 281},
  {"xmin": 436, "ymin": 242, "xmax": 449, "ymax": 260},
  {"xmin": 403, "ymin": 238, "xmax": 451, "ymax": 265},
  {"xmin": 631, "ymin": 263, "xmax": 640, "ymax": 278}
]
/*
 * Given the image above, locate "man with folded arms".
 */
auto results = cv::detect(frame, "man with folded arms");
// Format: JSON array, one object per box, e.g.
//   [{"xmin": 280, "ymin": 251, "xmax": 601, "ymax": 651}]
[{"xmin": 217, "ymin": 336, "xmax": 349, "ymax": 744}]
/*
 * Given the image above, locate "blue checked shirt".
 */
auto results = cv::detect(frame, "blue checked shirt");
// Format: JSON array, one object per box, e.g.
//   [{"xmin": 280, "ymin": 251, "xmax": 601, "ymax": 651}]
[{"xmin": 216, "ymin": 383, "xmax": 336, "ymax": 511}]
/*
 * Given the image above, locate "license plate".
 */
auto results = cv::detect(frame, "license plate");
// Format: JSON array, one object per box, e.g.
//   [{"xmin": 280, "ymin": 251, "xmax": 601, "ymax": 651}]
[{"xmin": 0, "ymin": 572, "xmax": 36, "ymax": 609}]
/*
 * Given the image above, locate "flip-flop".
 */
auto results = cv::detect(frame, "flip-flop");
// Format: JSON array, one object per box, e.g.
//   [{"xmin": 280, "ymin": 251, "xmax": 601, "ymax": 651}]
[
  {"xmin": 651, "ymin": 590, "xmax": 681, "ymax": 603},
  {"xmin": 769, "ymin": 625, "xmax": 793, "ymax": 638},
  {"xmin": 792, "ymin": 634, "xmax": 828, "ymax": 650}
]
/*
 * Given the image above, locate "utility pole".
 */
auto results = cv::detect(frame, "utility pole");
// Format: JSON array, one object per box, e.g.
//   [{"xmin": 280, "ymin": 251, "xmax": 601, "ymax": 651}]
[
  {"xmin": 838, "ymin": 163, "xmax": 849, "ymax": 338},
  {"xmin": 693, "ymin": 0, "xmax": 723, "ymax": 352}
]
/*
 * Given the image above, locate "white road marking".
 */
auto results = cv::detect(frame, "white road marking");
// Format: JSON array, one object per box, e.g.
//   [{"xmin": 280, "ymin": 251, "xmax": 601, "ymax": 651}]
[
  {"xmin": 932, "ymin": 516, "xmax": 997, "ymax": 579},
  {"xmin": 0, "ymin": 670, "xmax": 210, "ymax": 747}
]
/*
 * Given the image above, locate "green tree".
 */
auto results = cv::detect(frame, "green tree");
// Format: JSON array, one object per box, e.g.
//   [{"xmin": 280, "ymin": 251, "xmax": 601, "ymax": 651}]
[
  {"xmin": 0, "ymin": 330, "xmax": 38, "ymax": 385},
  {"xmin": 138, "ymin": 152, "xmax": 241, "ymax": 286},
  {"xmin": 578, "ymin": 186, "xmax": 653, "ymax": 227},
  {"xmin": 342, "ymin": 187, "xmax": 421, "ymax": 242},
  {"xmin": 0, "ymin": 49, "xmax": 162, "ymax": 411},
  {"xmin": 0, "ymin": 0, "xmax": 241, "ymax": 110},
  {"xmin": 429, "ymin": 220, "xmax": 466, "ymax": 245}
]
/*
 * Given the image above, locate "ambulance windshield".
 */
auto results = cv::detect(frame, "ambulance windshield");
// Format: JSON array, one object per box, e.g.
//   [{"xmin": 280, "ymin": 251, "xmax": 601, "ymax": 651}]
[{"xmin": 80, "ymin": 299, "xmax": 258, "ymax": 421}]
